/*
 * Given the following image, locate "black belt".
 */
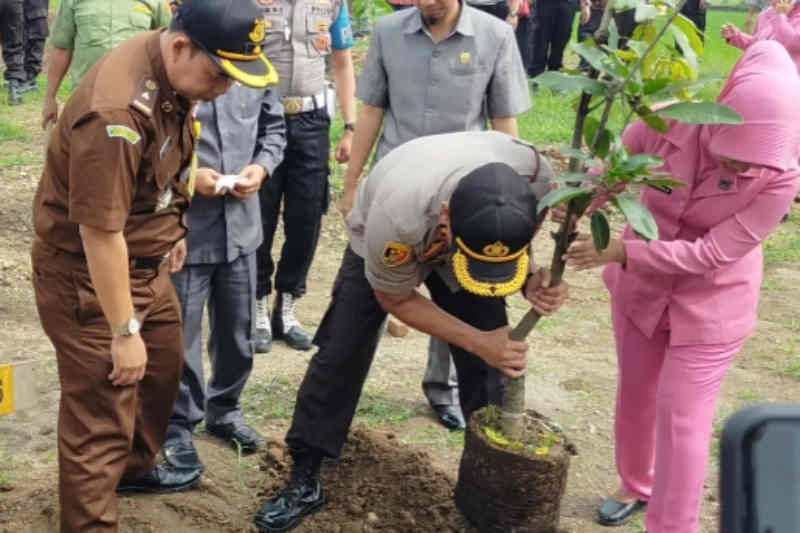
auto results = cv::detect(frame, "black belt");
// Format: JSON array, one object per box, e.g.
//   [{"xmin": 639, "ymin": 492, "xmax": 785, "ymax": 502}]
[{"xmin": 132, "ymin": 255, "xmax": 166, "ymax": 270}]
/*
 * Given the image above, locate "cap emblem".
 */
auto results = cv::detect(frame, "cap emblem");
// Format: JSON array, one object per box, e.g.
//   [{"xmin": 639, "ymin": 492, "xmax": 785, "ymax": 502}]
[
  {"xmin": 250, "ymin": 18, "xmax": 266, "ymax": 44},
  {"xmin": 482, "ymin": 241, "xmax": 510, "ymax": 258}
]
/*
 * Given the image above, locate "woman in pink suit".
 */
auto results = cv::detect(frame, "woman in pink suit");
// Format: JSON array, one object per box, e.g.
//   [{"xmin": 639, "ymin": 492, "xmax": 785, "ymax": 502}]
[
  {"xmin": 722, "ymin": 0, "xmax": 800, "ymax": 72},
  {"xmin": 564, "ymin": 41, "xmax": 800, "ymax": 532}
]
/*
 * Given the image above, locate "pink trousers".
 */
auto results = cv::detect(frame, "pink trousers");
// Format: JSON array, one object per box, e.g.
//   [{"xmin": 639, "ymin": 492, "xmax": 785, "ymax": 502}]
[{"xmin": 611, "ymin": 301, "xmax": 745, "ymax": 533}]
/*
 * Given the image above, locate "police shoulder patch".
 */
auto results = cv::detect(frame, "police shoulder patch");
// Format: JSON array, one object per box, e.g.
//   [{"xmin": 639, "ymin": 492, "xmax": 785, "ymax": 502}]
[
  {"xmin": 381, "ymin": 241, "xmax": 413, "ymax": 268},
  {"xmin": 106, "ymin": 124, "xmax": 141, "ymax": 145}
]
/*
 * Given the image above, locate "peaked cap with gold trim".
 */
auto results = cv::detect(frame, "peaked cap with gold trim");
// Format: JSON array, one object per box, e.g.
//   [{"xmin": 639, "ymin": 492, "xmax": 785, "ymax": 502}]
[
  {"xmin": 171, "ymin": 0, "xmax": 278, "ymax": 88},
  {"xmin": 450, "ymin": 162, "xmax": 540, "ymax": 297}
]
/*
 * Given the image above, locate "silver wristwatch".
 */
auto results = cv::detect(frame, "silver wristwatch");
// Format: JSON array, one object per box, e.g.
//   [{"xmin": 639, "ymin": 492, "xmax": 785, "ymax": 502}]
[{"xmin": 112, "ymin": 316, "xmax": 141, "ymax": 337}]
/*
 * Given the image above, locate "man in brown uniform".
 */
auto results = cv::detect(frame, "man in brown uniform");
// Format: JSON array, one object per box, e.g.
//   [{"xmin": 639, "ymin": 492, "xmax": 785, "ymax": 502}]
[{"xmin": 30, "ymin": 1, "xmax": 278, "ymax": 530}]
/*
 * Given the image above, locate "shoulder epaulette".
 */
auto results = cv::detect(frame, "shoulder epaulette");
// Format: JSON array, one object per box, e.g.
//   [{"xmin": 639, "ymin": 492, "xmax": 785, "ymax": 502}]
[{"xmin": 130, "ymin": 77, "xmax": 159, "ymax": 118}]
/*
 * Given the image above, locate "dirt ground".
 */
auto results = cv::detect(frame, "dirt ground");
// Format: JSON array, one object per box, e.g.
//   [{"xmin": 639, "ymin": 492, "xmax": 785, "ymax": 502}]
[{"xmin": 2, "ymin": 94, "xmax": 800, "ymax": 533}]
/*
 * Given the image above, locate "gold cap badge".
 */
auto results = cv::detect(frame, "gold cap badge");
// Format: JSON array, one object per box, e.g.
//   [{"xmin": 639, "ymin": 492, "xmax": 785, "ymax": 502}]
[
  {"xmin": 482, "ymin": 241, "xmax": 510, "ymax": 258},
  {"xmin": 250, "ymin": 18, "xmax": 266, "ymax": 44}
]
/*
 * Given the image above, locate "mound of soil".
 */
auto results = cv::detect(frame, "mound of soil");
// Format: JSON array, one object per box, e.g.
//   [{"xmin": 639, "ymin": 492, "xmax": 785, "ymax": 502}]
[
  {"xmin": 261, "ymin": 426, "xmax": 471, "ymax": 532},
  {"xmin": 0, "ymin": 425, "xmax": 471, "ymax": 532}
]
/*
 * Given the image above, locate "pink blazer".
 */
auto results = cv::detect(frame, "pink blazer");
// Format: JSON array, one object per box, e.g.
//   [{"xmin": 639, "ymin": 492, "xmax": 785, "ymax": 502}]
[
  {"xmin": 603, "ymin": 122, "xmax": 800, "ymax": 346},
  {"xmin": 726, "ymin": 6, "xmax": 800, "ymax": 73}
]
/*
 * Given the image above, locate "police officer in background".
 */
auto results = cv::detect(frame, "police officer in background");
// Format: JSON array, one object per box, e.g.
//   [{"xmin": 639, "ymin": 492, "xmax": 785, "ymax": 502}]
[
  {"xmin": 20, "ymin": 0, "xmax": 49, "ymax": 94},
  {"xmin": 42, "ymin": 0, "xmax": 172, "ymax": 129},
  {"xmin": 254, "ymin": 0, "xmax": 357, "ymax": 353},
  {"xmin": 30, "ymin": 1, "xmax": 276, "ymax": 530},
  {"xmin": 0, "ymin": 0, "xmax": 25, "ymax": 104}
]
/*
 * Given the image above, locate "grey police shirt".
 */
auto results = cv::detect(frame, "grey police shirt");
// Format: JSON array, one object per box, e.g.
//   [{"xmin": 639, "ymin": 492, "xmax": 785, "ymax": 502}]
[
  {"xmin": 356, "ymin": 5, "xmax": 532, "ymax": 162},
  {"xmin": 346, "ymin": 131, "xmax": 553, "ymax": 294}
]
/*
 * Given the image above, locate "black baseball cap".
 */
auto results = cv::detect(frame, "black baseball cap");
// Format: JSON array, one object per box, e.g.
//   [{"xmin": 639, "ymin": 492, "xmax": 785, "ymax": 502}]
[
  {"xmin": 450, "ymin": 163, "xmax": 540, "ymax": 298},
  {"xmin": 171, "ymin": 0, "xmax": 278, "ymax": 88}
]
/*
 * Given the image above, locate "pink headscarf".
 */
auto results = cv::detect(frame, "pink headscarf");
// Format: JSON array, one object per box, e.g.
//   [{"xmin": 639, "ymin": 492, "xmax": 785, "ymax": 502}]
[{"xmin": 705, "ymin": 40, "xmax": 800, "ymax": 172}]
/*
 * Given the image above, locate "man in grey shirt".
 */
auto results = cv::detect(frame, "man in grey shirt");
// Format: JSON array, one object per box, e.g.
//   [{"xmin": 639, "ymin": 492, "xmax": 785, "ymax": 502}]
[
  {"xmin": 339, "ymin": 0, "xmax": 531, "ymax": 431},
  {"xmin": 254, "ymin": 131, "xmax": 568, "ymax": 532},
  {"xmin": 161, "ymin": 83, "xmax": 286, "ymax": 477}
]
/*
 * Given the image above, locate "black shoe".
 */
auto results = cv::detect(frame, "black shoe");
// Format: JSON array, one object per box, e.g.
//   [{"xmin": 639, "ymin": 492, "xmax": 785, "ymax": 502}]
[
  {"xmin": 8, "ymin": 80, "xmax": 22, "ymax": 105},
  {"xmin": 254, "ymin": 448, "xmax": 325, "ymax": 532},
  {"xmin": 272, "ymin": 293, "xmax": 313, "ymax": 351},
  {"xmin": 117, "ymin": 464, "xmax": 201, "ymax": 495},
  {"xmin": 432, "ymin": 404, "xmax": 466, "ymax": 431},
  {"xmin": 206, "ymin": 421, "xmax": 266, "ymax": 454},
  {"xmin": 19, "ymin": 77, "xmax": 38, "ymax": 94},
  {"xmin": 254, "ymin": 327, "xmax": 273, "ymax": 353},
  {"xmin": 163, "ymin": 439, "xmax": 204, "ymax": 471},
  {"xmin": 597, "ymin": 495, "xmax": 647, "ymax": 526}
]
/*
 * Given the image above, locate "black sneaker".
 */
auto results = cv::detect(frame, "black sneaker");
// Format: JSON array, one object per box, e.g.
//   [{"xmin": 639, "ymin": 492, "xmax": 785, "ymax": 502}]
[
  {"xmin": 272, "ymin": 293, "xmax": 313, "ymax": 351},
  {"xmin": 8, "ymin": 80, "xmax": 22, "ymax": 105},
  {"xmin": 19, "ymin": 77, "xmax": 38, "ymax": 94}
]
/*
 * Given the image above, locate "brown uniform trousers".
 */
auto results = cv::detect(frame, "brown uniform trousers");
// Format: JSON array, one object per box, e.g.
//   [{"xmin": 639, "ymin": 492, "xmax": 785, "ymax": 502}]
[{"xmin": 32, "ymin": 240, "xmax": 183, "ymax": 532}]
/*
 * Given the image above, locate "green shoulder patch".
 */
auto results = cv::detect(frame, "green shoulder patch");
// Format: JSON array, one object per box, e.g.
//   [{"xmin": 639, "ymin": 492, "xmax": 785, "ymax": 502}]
[{"xmin": 106, "ymin": 124, "xmax": 141, "ymax": 145}]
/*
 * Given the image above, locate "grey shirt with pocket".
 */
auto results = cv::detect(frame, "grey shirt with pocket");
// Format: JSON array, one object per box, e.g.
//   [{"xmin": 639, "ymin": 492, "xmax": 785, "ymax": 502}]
[
  {"xmin": 356, "ymin": 5, "xmax": 532, "ymax": 162},
  {"xmin": 346, "ymin": 131, "xmax": 553, "ymax": 294},
  {"xmin": 184, "ymin": 84, "xmax": 287, "ymax": 265}
]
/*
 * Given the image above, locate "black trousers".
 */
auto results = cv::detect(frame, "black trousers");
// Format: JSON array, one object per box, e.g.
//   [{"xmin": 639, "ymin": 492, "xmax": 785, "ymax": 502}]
[
  {"xmin": 256, "ymin": 107, "xmax": 331, "ymax": 299},
  {"xmin": 529, "ymin": 0, "xmax": 577, "ymax": 78},
  {"xmin": 286, "ymin": 247, "xmax": 506, "ymax": 458},
  {"xmin": 0, "ymin": 0, "xmax": 25, "ymax": 82},
  {"xmin": 471, "ymin": 0, "xmax": 510, "ymax": 20},
  {"xmin": 516, "ymin": 15, "xmax": 535, "ymax": 74},
  {"xmin": 680, "ymin": 8, "xmax": 707, "ymax": 41},
  {"xmin": 577, "ymin": 9, "xmax": 603, "ymax": 71},
  {"xmin": 23, "ymin": 0, "xmax": 49, "ymax": 79}
]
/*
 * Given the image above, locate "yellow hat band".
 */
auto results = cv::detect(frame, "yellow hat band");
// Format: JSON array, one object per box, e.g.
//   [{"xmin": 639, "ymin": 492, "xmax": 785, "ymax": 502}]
[
  {"xmin": 216, "ymin": 47, "xmax": 262, "ymax": 61},
  {"xmin": 219, "ymin": 54, "xmax": 279, "ymax": 88},
  {"xmin": 452, "ymin": 249, "xmax": 529, "ymax": 297},
  {"xmin": 455, "ymin": 236, "xmax": 526, "ymax": 264}
]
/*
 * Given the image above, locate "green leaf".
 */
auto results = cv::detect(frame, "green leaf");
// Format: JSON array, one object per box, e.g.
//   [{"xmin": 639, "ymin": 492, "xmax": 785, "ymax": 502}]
[
  {"xmin": 590, "ymin": 211, "xmax": 611, "ymax": 252},
  {"xmin": 639, "ymin": 177, "xmax": 688, "ymax": 188},
  {"xmin": 656, "ymin": 102, "xmax": 743, "ymax": 125},
  {"xmin": 670, "ymin": 26, "xmax": 698, "ymax": 72},
  {"xmin": 537, "ymin": 186, "xmax": 595, "ymax": 214},
  {"xmin": 643, "ymin": 78, "xmax": 670, "ymax": 95},
  {"xmin": 572, "ymin": 42, "xmax": 607, "ymax": 74},
  {"xmin": 560, "ymin": 146, "xmax": 589, "ymax": 160},
  {"xmin": 641, "ymin": 112, "xmax": 669, "ymax": 133},
  {"xmin": 613, "ymin": 194, "xmax": 659, "ymax": 241},
  {"xmin": 625, "ymin": 154, "xmax": 664, "ymax": 170},
  {"xmin": 584, "ymin": 116, "xmax": 612, "ymax": 158},
  {"xmin": 673, "ymin": 13, "xmax": 705, "ymax": 57},
  {"xmin": 635, "ymin": 2, "xmax": 659, "ymax": 22},
  {"xmin": 534, "ymin": 71, "xmax": 607, "ymax": 96},
  {"xmin": 551, "ymin": 172, "xmax": 599, "ymax": 184},
  {"xmin": 608, "ymin": 19, "xmax": 620, "ymax": 51}
]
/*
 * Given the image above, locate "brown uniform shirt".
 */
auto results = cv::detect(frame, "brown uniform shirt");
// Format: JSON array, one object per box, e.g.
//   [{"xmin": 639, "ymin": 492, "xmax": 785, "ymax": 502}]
[{"xmin": 33, "ymin": 30, "xmax": 194, "ymax": 259}]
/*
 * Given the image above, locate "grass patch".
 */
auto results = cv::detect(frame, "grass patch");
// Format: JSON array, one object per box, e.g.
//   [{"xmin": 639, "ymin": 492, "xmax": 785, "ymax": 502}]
[
  {"xmin": 782, "ymin": 356, "xmax": 800, "ymax": 380},
  {"xmin": 764, "ymin": 214, "xmax": 800, "ymax": 267},
  {"xmin": 240, "ymin": 377, "xmax": 297, "ymax": 421},
  {"xmin": 0, "ymin": 153, "xmax": 39, "ymax": 168},
  {"xmin": 0, "ymin": 441, "xmax": 16, "ymax": 490},
  {"xmin": 0, "ymin": 121, "xmax": 26, "ymax": 141},
  {"xmin": 400, "ymin": 426, "xmax": 465, "ymax": 450},
  {"xmin": 355, "ymin": 392, "xmax": 422, "ymax": 426},
  {"xmin": 737, "ymin": 389, "xmax": 760, "ymax": 404}
]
